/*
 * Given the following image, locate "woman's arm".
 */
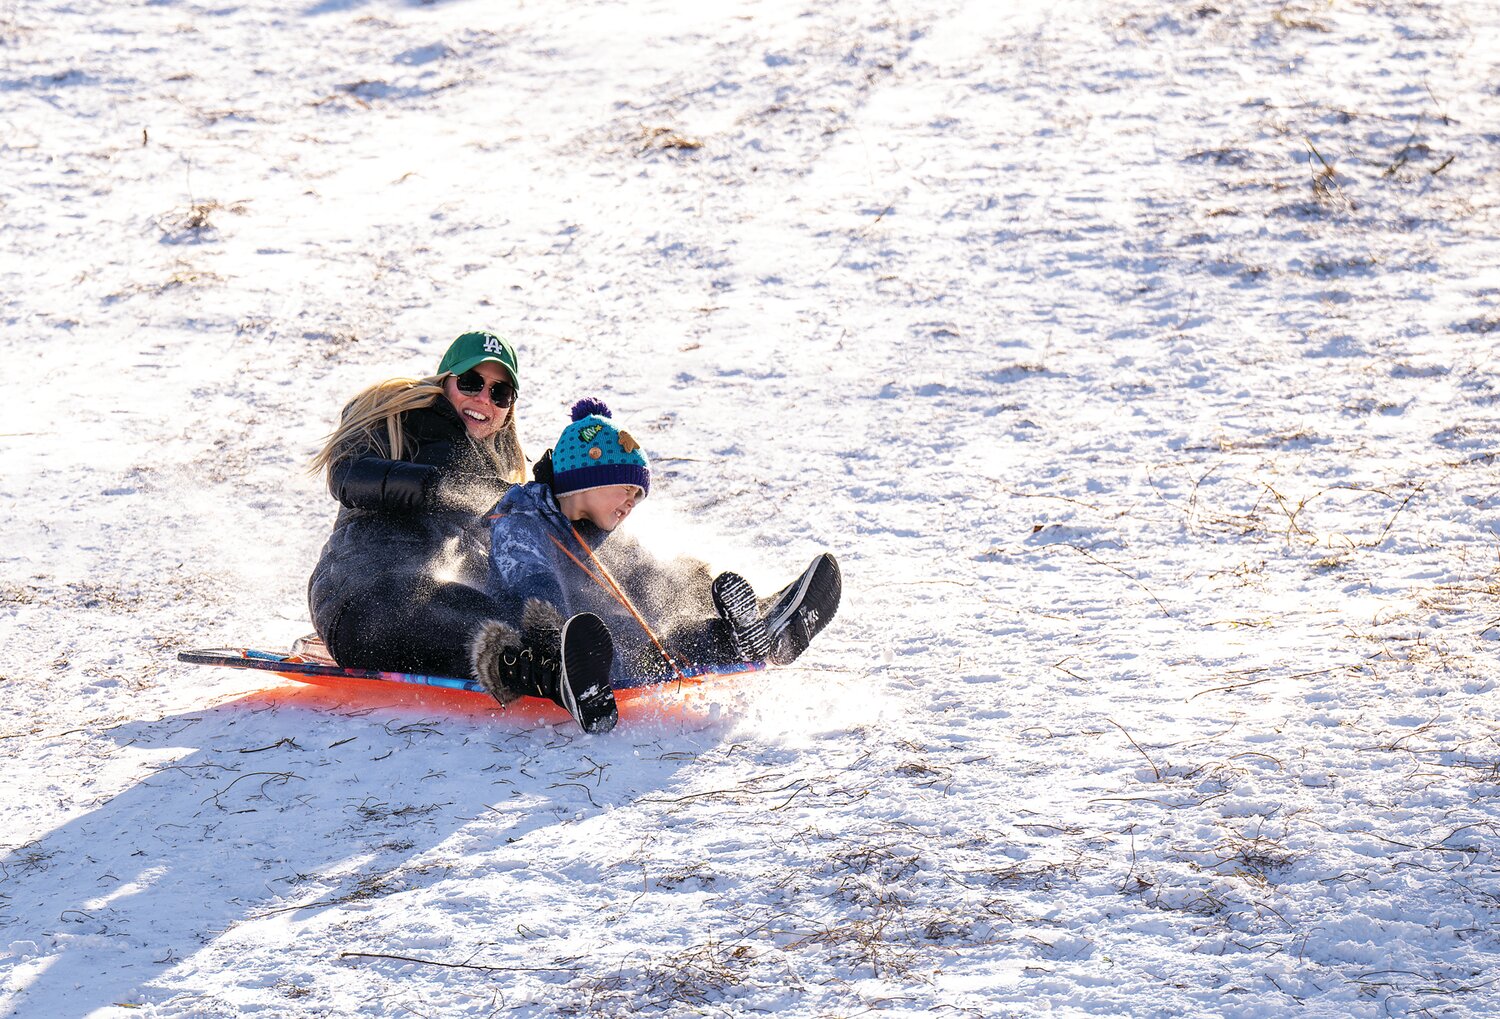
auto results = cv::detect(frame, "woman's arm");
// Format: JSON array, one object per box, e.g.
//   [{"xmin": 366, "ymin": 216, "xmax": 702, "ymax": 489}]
[
  {"xmin": 326, "ymin": 405, "xmax": 477, "ymax": 513},
  {"xmin": 328, "ymin": 454, "xmax": 439, "ymax": 514}
]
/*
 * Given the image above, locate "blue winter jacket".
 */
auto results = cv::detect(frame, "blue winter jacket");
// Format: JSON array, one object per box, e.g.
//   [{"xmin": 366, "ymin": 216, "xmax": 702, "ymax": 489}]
[{"xmin": 486, "ymin": 481, "xmax": 715, "ymax": 687}]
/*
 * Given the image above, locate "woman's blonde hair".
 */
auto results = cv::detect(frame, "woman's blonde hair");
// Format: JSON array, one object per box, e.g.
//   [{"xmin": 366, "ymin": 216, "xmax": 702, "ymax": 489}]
[{"xmin": 310, "ymin": 374, "xmax": 526, "ymax": 485}]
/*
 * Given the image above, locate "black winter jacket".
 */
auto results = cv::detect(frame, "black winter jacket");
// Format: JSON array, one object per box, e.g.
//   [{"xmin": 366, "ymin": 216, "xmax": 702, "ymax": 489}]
[{"xmin": 307, "ymin": 400, "xmax": 512, "ymax": 667}]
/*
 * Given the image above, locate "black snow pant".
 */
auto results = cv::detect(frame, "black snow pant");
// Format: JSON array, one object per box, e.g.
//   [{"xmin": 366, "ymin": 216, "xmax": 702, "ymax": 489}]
[
  {"xmin": 318, "ymin": 571, "xmax": 506, "ymax": 681},
  {"xmin": 612, "ymin": 617, "xmax": 746, "ymax": 687}
]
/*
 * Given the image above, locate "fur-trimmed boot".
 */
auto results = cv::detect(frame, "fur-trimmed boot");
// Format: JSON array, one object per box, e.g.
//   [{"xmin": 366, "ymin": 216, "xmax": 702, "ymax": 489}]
[
  {"xmin": 472, "ymin": 607, "xmax": 618, "ymax": 734},
  {"xmin": 470, "ymin": 620, "xmax": 559, "ymax": 706},
  {"xmin": 522, "ymin": 597, "xmax": 565, "ymax": 660}
]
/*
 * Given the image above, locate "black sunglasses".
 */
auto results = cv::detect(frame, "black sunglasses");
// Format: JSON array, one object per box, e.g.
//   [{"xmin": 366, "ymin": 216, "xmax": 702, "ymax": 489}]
[{"xmin": 453, "ymin": 370, "xmax": 516, "ymax": 407}]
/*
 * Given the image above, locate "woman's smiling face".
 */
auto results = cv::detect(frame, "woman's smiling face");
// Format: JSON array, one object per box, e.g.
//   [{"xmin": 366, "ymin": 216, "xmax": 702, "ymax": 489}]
[{"xmin": 442, "ymin": 361, "xmax": 514, "ymax": 440}]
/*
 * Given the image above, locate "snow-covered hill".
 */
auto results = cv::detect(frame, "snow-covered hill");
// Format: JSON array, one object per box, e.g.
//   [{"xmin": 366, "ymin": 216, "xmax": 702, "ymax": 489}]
[{"xmin": 3, "ymin": 0, "xmax": 1498, "ymax": 1015}]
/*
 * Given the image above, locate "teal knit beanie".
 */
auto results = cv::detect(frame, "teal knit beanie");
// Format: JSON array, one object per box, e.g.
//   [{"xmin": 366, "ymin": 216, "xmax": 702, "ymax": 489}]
[{"xmin": 551, "ymin": 398, "xmax": 650, "ymax": 499}]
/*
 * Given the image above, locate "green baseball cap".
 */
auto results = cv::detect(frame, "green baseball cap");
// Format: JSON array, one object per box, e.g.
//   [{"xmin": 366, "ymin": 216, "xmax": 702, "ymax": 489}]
[{"xmin": 437, "ymin": 331, "xmax": 520, "ymax": 390}]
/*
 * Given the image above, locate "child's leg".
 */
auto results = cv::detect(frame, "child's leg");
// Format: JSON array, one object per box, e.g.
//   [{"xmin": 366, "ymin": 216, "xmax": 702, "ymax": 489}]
[
  {"xmin": 604, "ymin": 616, "xmax": 747, "ymax": 686},
  {"xmin": 663, "ymin": 618, "xmax": 749, "ymax": 675}
]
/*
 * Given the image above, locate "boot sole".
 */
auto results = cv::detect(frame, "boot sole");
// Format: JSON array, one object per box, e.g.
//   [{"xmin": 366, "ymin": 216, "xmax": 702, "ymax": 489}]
[
  {"xmin": 712, "ymin": 572, "xmax": 773, "ymax": 661},
  {"xmin": 769, "ymin": 554, "xmax": 841, "ymax": 665},
  {"xmin": 560, "ymin": 613, "xmax": 618, "ymax": 734}
]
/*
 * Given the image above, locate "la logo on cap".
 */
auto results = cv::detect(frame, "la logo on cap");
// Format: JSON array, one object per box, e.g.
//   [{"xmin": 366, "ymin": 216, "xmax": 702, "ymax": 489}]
[{"xmin": 484, "ymin": 336, "xmax": 507, "ymax": 355}]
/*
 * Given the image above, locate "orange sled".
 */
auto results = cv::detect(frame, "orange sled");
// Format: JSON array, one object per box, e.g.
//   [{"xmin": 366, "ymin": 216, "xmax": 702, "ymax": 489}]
[{"xmin": 179, "ymin": 636, "xmax": 758, "ymax": 725}]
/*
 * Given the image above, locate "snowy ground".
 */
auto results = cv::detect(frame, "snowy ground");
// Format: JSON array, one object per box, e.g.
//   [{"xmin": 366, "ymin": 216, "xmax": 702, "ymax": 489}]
[{"xmin": 3, "ymin": 0, "xmax": 1500, "ymax": 1015}]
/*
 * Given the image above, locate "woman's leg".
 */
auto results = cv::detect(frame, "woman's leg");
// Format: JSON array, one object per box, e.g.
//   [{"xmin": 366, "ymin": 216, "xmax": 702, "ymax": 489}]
[{"xmin": 323, "ymin": 578, "xmax": 508, "ymax": 679}]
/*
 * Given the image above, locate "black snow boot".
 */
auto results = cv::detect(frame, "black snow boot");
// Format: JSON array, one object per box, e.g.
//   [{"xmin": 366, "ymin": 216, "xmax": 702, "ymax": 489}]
[
  {"xmin": 711, "ymin": 571, "xmax": 773, "ymax": 663},
  {"xmin": 522, "ymin": 597, "xmax": 565, "ymax": 660},
  {"xmin": 556, "ymin": 613, "xmax": 618, "ymax": 734},
  {"xmin": 472, "ymin": 613, "xmax": 618, "ymax": 734},
  {"xmin": 471, "ymin": 621, "xmax": 559, "ymax": 706},
  {"xmin": 763, "ymin": 554, "xmax": 841, "ymax": 665}
]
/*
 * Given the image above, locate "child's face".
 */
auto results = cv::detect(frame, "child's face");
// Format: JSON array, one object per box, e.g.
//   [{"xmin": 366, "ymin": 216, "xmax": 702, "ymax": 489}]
[{"xmin": 560, "ymin": 485, "xmax": 642, "ymax": 531}]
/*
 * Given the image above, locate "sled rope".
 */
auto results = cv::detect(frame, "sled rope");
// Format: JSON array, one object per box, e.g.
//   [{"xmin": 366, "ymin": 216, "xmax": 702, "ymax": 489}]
[{"xmin": 549, "ymin": 525, "xmax": 693, "ymax": 684}]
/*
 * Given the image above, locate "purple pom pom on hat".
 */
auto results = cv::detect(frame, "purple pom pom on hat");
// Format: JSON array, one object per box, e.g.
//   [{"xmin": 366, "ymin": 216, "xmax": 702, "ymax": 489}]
[{"xmin": 571, "ymin": 397, "xmax": 611, "ymax": 421}]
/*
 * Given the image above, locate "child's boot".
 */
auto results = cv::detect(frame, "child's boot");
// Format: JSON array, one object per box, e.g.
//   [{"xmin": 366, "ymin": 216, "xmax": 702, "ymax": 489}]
[
  {"xmin": 471, "ymin": 611, "xmax": 617, "ymax": 734},
  {"xmin": 521, "ymin": 597, "xmax": 565, "ymax": 660},
  {"xmin": 764, "ymin": 554, "xmax": 842, "ymax": 665},
  {"xmin": 471, "ymin": 621, "xmax": 558, "ymax": 706},
  {"xmin": 557, "ymin": 613, "xmax": 618, "ymax": 734},
  {"xmin": 711, "ymin": 571, "xmax": 773, "ymax": 662}
]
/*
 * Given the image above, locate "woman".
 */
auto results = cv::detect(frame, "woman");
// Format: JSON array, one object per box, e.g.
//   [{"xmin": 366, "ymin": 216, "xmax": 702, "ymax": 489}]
[{"xmin": 307, "ymin": 330, "xmax": 555, "ymax": 702}]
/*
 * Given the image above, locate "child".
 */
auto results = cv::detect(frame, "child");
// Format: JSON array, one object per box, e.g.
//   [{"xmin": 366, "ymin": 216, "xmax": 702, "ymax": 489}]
[{"xmin": 477, "ymin": 398, "xmax": 841, "ymax": 733}]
